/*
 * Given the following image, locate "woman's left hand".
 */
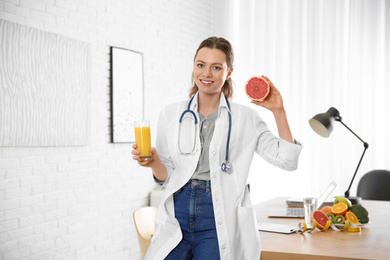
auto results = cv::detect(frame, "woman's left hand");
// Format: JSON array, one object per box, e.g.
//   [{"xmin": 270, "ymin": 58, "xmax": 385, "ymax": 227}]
[{"xmin": 251, "ymin": 75, "xmax": 284, "ymax": 112}]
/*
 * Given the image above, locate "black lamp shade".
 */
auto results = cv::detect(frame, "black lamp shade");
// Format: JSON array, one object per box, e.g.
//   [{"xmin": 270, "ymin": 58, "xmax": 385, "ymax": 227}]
[{"xmin": 309, "ymin": 107, "xmax": 340, "ymax": 138}]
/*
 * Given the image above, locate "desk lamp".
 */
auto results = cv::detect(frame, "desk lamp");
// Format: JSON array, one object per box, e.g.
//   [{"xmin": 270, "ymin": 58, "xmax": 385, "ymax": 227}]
[{"xmin": 309, "ymin": 107, "xmax": 369, "ymax": 205}]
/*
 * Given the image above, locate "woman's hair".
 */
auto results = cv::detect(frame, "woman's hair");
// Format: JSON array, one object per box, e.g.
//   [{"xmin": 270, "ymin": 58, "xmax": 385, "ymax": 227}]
[{"xmin": 189, "ymin": 36, "xmax": 234, "ymax": 99}]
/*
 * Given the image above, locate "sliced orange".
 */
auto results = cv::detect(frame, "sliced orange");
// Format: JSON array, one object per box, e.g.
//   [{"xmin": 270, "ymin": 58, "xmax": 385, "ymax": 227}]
[
  {"xmin": 321, "ymin": 206, "xmax": 332, "ymax": 214},
  {"xmin": 331, "ymin": 203, "xmax": 348, "ymax": 215},
  {"xmin": 345, "ymin": 211, "xmax": 360, "ymax": 225}
]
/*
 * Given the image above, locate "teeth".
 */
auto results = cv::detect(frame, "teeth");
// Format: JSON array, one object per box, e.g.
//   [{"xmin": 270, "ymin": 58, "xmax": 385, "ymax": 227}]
[{"xmin": 201, "ymin": 80, "xmax": 212, "ymax": 84}]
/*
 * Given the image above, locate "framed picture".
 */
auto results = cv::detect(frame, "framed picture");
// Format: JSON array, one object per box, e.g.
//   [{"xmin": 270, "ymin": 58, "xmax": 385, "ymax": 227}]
[{"xmin": 110, "ymin": 47, "xmax": 144, "ymax": 143}]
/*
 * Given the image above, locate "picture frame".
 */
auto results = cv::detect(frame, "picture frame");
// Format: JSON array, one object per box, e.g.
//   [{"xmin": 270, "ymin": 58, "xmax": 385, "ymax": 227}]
[{"xmin": 110, "ymin": 47, "xmax": 144, "ymax": 143}]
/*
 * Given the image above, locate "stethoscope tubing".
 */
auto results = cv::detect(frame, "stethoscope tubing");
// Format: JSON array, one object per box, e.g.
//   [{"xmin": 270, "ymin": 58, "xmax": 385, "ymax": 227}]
[
  {"xmin": 179, "ymin": 95, "xmax": 232, "ymax": 172},
  {"xmin": 179, "ymin": 97, "xmax": 198, "ymax": 124}
]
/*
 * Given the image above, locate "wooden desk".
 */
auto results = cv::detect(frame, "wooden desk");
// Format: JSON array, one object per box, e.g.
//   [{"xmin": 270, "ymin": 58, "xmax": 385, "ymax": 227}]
[{"xmin": 254, "ymin": 197, "xmax": 390, "ymax": 259}]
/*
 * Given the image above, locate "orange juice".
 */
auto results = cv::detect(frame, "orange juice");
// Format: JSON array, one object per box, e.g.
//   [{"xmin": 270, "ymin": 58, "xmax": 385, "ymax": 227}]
[{"xmin": 134, "ymin": 121, "xmax": 152, "ymax": 161}]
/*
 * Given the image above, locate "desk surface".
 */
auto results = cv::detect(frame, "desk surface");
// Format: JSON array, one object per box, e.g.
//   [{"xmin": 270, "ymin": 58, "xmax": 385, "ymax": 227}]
[{"xmin": 254, "ymin": 197, "xmax": 390, "ymax": 260}]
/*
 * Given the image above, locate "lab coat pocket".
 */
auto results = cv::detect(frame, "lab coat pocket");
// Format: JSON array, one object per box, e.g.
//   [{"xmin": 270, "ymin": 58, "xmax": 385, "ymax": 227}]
[
  {"xmin": 237, "ymin": 206, "xmax": 258, "ymax": 240},
  {"xmin": 236, "ymin": 206, "xmax": 261, "ymax": 257},
  {"xmin": 236, "ymin": 186, "xmax": 258, "ymax": 242}
]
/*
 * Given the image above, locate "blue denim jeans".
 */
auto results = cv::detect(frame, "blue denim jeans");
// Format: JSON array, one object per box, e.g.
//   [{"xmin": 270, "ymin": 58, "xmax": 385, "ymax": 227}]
[{"xmin": 165, "ymin": 179, "xmax": 220, "ymax": 260}]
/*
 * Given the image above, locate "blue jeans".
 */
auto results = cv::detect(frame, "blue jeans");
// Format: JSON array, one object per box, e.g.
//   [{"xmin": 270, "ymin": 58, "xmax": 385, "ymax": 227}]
[{"xmin": 165, "ymin": 179, "xmax": 220, "ymax": 260}]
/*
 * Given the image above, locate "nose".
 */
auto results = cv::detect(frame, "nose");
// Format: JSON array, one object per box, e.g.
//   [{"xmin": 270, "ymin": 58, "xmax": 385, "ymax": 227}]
[{"xmin": 203, "ymin": 66, "xmax": 212, "ymax": 77}]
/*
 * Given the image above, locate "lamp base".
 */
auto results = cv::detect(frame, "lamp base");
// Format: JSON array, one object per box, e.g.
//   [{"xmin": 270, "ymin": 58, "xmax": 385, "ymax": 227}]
[{"xmin": 345, "ymin": 196, "xmax": 362, "ymax": 205}]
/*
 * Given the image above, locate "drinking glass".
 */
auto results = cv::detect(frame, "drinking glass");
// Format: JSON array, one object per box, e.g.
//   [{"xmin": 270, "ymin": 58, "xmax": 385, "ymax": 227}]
[
  {"xmin": 303, "ymin": 197, "xmax": 317, "ymax": 228},
  {"xmin": 134, "ymin": 120, "xmax": 152, "ymax": 162}
]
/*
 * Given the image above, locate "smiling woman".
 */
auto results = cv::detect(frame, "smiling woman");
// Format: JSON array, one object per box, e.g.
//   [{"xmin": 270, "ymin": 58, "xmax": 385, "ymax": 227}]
[
  {"xmin": 192, "ymin": 47, "xmax": 233, "ymax": 116},
  {"xmin": 189, "ymin": 37, "xmax": 234, "ymax": 100},
  {"xmin": 131, "ymin": 36, "xmax": 303, "ymax": 259}
]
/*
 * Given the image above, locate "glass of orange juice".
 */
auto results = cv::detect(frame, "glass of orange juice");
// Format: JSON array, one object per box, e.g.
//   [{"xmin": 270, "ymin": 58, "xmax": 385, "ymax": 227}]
[{"xmin": 134, "ymin": 120, "xmax": 152, "ymax": 162}]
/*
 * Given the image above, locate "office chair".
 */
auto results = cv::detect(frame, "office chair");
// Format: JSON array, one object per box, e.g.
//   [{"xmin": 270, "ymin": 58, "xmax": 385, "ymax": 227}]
[
  {"xmin": 133, "ymin": 206, "xmax": 158, "ymax": 259},
  {"xmin": 357, "ymin": 169, "xmax": 390, "ymax": 201}
]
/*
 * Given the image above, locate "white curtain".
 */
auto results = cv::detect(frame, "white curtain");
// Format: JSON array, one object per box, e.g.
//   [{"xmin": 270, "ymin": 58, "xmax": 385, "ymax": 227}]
[{"xmin": 215, "ymin": 0, "xmax": 390, "ymax": 204}]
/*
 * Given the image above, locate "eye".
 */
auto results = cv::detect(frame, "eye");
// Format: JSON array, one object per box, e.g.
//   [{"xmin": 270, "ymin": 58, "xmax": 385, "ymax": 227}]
[
  {"xmin": 213, "ymin": 66, "xmax": 221, "ymax": 71},
  {"xmin": 197, "ymin": 63, "xmax": 204, "ymax": 68}
]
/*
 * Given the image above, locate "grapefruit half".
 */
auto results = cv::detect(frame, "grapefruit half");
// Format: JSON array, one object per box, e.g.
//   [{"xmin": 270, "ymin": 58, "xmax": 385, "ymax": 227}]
[
  {"xmin": 245, "ymin": 76, "xmax": 270, "ymax": 101},
  {"xmin": 312, "ymin": 210, "xmax": 329, "ymax": 230}
]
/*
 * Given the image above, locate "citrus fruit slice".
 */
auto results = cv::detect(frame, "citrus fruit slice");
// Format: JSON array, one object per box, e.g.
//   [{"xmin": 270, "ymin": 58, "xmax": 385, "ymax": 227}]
[
  {"xmin": 321, "ymin": 206, "xmax": 332, "ymax": 214},
  {"xmin": 311, "ymin": 210, "xmax": 329, "ymax": 230},
  {"xmin": 345, "ymin": 211, "xmax": 360, "ymax": 225},
  {"xmin": 245, "ymin": 76, "xmax": 270, "ymax": 101},
  {"xmin": 331, "ymin": 203, "xmax": 348, "ymax": 215}
]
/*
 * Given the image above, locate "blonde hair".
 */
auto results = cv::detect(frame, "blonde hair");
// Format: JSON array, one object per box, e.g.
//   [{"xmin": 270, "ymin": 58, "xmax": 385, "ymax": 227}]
[{"xmin": 189, "ymin": 37, "xmax": 234, "ymax": 99}]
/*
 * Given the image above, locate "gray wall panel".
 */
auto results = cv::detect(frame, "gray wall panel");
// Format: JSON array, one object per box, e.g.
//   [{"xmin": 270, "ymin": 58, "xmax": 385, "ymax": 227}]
[{"xmin": 0, "ymin": 20, "xmax": 90, "ymax": 146}]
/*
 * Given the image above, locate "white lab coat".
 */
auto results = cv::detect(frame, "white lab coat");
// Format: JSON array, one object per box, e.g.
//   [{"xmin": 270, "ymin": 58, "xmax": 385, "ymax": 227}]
[{"xmin": 145, "ymin": 92, "xmax": 303, "ymax": 260}]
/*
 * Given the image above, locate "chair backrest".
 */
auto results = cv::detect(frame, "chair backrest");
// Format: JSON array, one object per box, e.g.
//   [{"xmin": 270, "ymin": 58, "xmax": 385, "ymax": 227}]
[
  {"xmin": 133, "ymin": 207, "xmax": 158, "ymax": 259},
  {"xmin": 357, "ymin": 170, "xmax": 390, "ymax": 201}
]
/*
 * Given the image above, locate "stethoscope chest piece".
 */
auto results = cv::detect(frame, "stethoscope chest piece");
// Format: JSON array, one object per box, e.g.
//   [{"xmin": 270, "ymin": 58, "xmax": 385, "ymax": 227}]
[{"xmin": 221, "ymin": 162, "xmax": 231, "ymax": 172}]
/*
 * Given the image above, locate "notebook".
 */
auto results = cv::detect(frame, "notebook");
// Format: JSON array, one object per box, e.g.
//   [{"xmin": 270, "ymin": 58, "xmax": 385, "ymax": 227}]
[{"xmin": 267, "ymin": 181, "xmax": 337, "ymax": 218}]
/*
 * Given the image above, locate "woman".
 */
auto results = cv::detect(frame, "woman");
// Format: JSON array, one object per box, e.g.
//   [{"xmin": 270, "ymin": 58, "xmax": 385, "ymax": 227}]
[{"xmin": 132, "ymin": 37, "xmax": 303, "ymax": 260}]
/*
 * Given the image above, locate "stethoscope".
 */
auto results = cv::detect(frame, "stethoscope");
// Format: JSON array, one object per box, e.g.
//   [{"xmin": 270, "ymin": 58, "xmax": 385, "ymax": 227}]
[{"xmin": 178, "ymin": 95, "xmax": 232, "ymax": 172}]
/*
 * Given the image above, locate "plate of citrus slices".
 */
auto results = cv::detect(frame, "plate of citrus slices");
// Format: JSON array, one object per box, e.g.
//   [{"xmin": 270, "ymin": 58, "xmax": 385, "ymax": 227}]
[{"xmin": 320, "ymin": 196, "xmax": 370, "ymax": 228}]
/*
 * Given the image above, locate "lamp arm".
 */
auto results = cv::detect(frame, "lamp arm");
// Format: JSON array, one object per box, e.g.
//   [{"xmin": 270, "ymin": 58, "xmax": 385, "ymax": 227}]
[
  {"xmin": 336, "ymin": 118, "xmax": 369, "ymax": 198},
  {"xmin": 344, "ymin": 145, "xmax": 368, "ymax": 198},
  {"xmin": 336, "ymin": 118, "xmax": 367, "ymax": 144}
]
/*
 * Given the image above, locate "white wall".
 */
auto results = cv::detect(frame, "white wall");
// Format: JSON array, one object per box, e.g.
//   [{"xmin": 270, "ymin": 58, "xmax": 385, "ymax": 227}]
[{"xmin": 0, "ymin": 0, "xmax": 214, "ymax": 259}]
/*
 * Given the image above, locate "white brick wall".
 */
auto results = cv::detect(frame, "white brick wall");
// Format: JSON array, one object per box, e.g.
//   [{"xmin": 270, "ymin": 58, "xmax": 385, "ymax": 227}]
[{"xmin": 0, "ymin": 0, "xmax": 214, "ymax": 259}]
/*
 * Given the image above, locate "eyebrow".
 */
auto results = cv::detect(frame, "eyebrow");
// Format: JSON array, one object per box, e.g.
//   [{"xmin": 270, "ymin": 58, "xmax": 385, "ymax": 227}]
[{"xmin": 196, "ymin": 60, "xmax": 223, "ymax": 66}]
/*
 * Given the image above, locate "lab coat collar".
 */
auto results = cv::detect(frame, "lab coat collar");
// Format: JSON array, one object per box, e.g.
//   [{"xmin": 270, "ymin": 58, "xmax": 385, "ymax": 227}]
[
  {"xmin": 218, "ymin": 92, "xmax": 231, "ymax": 114},
  {"xmin": 189, "ymin": 92, "xmax": 231, "ymax": 115},
  {"xmin": 189, "ymin": 92, "xmax": 199, "ymax": 112}
]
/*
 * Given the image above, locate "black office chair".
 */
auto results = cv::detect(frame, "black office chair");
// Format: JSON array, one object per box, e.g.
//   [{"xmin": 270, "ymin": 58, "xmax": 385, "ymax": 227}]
[{"xmin": 357, "ymin": 169, "xmax": 390, "ymax": 201}]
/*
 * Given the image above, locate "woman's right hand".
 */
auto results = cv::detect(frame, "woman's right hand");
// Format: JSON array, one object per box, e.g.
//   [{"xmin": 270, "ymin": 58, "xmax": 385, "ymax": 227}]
[
  {"xmin": 131, "ymin": 144, "xmax": 159, "ymax": 167},
  {"xmin": 132, "ymin": 144, "xmax": 168, "ymax": 182}
]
